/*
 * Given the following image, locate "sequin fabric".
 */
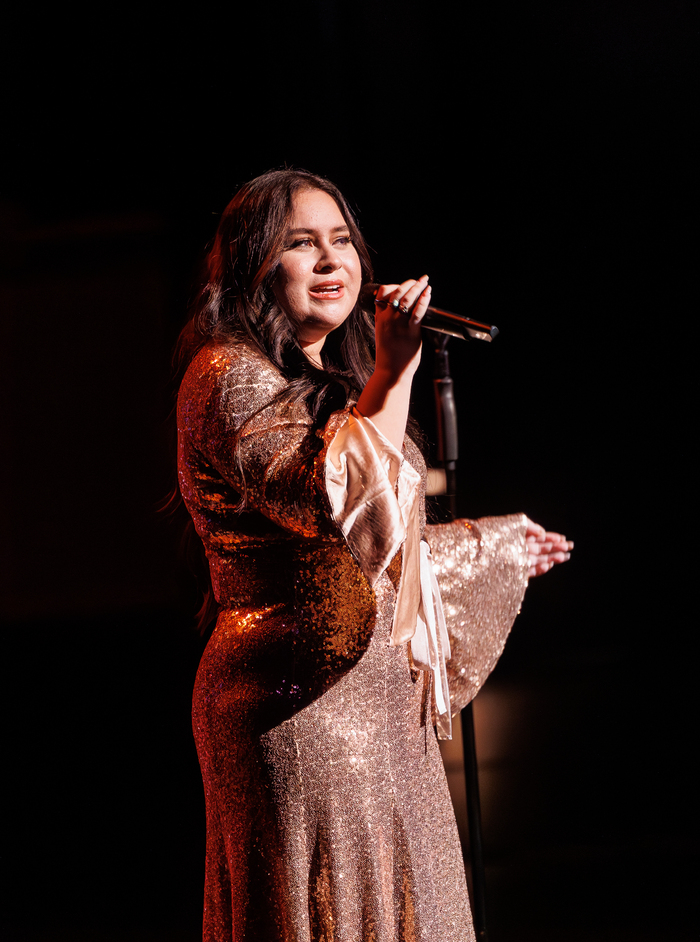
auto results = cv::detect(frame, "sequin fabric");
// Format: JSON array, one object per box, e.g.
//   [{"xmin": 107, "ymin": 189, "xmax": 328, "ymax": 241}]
[
  {"xmin": 178, "ymin": 342, "xmax": 529, "ymax": 941},
  {"xmin": 427, "ymin": 517, "xmax": 530, "ymax": 714}
]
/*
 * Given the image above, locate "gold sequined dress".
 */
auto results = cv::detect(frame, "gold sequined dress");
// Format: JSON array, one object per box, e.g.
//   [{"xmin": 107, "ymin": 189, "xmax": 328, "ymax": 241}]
[{"xmin": 178, "ymin": 342, "xmax": 530, "ymax": 942}]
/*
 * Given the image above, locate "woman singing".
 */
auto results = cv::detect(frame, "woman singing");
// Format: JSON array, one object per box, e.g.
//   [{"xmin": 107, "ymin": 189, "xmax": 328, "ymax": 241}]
[{"xmin": 176, "ymin": 169, "xmax": 572, "ymax": 941}]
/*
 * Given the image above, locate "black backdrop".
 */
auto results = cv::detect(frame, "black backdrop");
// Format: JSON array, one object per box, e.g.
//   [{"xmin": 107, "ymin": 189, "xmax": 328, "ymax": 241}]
[{"xmin": 2, "ymin": 2, "xmax": 696, "ymax": 940}]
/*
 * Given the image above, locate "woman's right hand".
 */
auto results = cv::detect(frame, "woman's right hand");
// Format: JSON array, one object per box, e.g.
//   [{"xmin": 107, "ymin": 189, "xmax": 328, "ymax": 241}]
[
  {"xmin": 355, "ymin": 275, "xmax": 431, "ymax": 451},
  {"xmin": 373, "ymin": 275, "xmax": 432, "ymax": 384}
]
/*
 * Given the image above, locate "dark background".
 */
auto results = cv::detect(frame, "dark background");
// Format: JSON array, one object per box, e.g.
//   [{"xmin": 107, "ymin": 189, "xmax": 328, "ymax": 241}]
[{"xmin": 2, "ymin": 2, "xmax": 696, "ymax": 940}]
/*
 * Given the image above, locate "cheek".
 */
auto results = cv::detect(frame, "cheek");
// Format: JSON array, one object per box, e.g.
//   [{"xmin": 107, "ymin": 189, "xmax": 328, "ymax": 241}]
[
  {"xmin": 348, "ymin": 250, "xmax": 362, "ymax": 283},
  {"xmin": 273, "ymin": 264, "xmax": 302, "ymax": 309},
  {"xmin": 284, "ymin": 260, "xmax": 308, "ymax": 291}
]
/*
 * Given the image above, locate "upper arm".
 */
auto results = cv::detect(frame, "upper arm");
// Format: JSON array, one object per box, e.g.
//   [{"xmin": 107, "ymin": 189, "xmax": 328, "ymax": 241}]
[{"xmin": 178, "ymin": 343, "xmax": 347, "ymax": 538}]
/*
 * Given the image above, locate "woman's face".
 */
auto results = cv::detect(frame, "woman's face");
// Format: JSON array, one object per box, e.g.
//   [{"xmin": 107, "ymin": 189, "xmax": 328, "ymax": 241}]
[{"xmin": 273, "ymin": 188, "xmax": 361, "ymax": 350}]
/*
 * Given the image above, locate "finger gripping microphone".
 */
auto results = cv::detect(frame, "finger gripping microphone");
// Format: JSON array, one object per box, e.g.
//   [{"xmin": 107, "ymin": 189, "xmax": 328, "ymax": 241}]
[{"xmin": 359, "ymin": 283, "xmax": 499, "ymax": 342}]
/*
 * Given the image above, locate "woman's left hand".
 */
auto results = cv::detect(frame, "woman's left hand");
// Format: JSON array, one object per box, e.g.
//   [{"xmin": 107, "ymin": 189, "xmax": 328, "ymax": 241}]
[{"xmin": 525, "ymin": 517, "xmax": 573, "ymax": 577}]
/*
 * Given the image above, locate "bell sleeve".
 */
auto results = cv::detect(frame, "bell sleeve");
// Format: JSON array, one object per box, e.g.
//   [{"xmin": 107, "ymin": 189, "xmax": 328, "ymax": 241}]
[{"xmin": 425, "ymin": 514, "xmax": 530, "ymax": 713}]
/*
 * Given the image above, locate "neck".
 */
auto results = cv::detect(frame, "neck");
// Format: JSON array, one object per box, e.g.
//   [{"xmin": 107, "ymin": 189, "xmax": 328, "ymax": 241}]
[{"xmin": 299, "ymin": 337, "xmax": 325, "ymax": 368}]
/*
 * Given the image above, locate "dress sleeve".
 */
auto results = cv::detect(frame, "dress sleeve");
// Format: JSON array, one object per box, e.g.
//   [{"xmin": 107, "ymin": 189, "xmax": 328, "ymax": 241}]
[
  {"xmin": 178, "ymin": 343, "xmax": 349, "ymax": 539},
  {"xmin": 425, "ymin": 514, "xmax": 530, "ymax": 713}
]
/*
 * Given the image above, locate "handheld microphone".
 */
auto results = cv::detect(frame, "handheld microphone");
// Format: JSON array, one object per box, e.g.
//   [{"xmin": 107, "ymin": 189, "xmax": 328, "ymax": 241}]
[{"xmin": 359, "ymin": 283, "xmax": 499, "ymax": 342}]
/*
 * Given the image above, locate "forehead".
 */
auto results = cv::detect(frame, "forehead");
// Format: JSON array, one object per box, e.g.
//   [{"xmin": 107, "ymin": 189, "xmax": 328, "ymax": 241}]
[{"xmin": 289, "ymin": 188, "xmax": 347, "ymax": 229}]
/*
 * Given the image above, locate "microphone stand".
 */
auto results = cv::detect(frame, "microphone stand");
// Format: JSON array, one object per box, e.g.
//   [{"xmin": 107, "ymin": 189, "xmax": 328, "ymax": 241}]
[{"xmin": 431, "ymin": 334, "xmax": 489, "ymax": 942}]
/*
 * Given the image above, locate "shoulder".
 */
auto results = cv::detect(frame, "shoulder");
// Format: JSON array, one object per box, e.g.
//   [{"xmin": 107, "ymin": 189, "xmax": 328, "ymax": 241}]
[
  {"xmin": 180, "ymin": 340, "xmax": 286, "ymax": 404},
  {"xmin": 178, "ymin": 341, "xmax": 287, "ymax": 429},
  {"xmin": 185, "ymin": 340, "xmax": 284, "ymax": 392}
]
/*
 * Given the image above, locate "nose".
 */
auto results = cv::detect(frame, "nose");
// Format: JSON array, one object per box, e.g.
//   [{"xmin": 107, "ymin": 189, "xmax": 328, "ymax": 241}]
[{"xmin": 314, "ymin": 240, "xmax": 342, "ymax": 273}]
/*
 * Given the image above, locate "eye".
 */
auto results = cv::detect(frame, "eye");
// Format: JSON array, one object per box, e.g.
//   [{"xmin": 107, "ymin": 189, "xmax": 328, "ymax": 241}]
[
  {"xmin": 289, "ymin": 238, "xmax": 313, "ymax": 249},
  {"xmin": 335, "ymin": 235, "xmax": 353, "ymax": 246}
]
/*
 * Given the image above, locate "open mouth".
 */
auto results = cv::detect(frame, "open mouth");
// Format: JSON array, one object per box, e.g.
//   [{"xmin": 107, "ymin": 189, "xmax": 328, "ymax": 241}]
[{"xmin": 310, "ymin": 282, "xmax": 344, "ymax": 299}]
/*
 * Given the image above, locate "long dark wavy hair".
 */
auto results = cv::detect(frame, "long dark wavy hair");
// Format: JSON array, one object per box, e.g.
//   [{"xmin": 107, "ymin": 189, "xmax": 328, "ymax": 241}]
[{"xmin": 177, "ymin": 168, "xmax": 377, "ymax": 423}]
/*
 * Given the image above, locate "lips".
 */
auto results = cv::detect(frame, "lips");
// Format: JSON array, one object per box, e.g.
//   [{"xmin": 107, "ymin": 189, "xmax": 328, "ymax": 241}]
[{"xmin": 309, "ymin": 280, "xmax": 344, "ymax": 299}]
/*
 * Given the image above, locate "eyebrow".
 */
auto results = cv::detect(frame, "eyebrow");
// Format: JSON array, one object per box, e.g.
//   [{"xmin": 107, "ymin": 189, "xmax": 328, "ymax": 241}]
[{"xmin": 287, "ymin": 225, "xmax": 350, "ymax": 235}]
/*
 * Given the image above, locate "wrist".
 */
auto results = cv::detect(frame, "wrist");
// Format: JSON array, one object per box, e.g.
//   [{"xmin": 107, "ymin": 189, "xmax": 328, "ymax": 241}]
[{"xmin": 371, "ymin": 365, "xmax": 416, "ymax": 390}]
